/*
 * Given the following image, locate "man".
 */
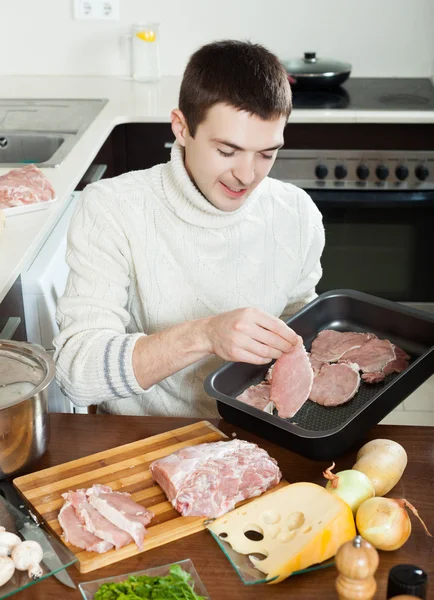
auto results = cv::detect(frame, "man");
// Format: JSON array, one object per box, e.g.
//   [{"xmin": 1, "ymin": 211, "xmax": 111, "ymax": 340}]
[{"xmin": 54, "ymin": 40, "xmax": 325, "ymax": 417}]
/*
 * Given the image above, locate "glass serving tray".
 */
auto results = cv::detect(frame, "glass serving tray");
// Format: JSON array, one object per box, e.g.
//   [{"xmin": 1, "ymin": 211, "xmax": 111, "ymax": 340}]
[
  {"xmin": 0, "ymin": 495, "xmax": 77, "ymax": 599},
  {"xmin": 208, "ymin": 530, "xmax": 334, "ymax": 585},
  {"xmin": 79, "ymin": 559, "xmax": 210, "ymax": 599}
]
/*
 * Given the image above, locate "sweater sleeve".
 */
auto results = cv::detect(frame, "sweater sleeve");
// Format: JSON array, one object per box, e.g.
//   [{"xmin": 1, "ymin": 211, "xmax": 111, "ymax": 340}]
[
  {"xmin": 53, "ymin": 185, "xmax": 149, "ymax": 407},
  {"xmin": 280, "ymin": 190, "xmax": 325, "ymax": 321}
]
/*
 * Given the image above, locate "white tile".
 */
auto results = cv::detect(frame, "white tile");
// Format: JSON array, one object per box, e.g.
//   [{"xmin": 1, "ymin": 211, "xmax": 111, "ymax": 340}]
[
  {"xmin": 380, "ymin": 410, "xmax": 434, "ymax": 426},
  {"xmin": 402, "ymin": 375, "xmax": 434, "ymax": 412}
]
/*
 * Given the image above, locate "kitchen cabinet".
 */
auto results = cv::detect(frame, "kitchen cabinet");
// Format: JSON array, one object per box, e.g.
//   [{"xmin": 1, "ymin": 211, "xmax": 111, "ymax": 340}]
[{"xmin": 125, "ymin": 123, "xmax": 174, "ymax": 171}]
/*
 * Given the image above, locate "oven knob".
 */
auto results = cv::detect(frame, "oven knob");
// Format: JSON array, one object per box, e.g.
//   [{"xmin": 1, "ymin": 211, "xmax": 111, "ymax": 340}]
[
  {"xmin": 415, "ymin": 164, "xmax": 429, "ymax": 181},
  {"xmin": 376, "ymin": 164, "xmax": 389, "ymax": 181},
  {"xmin": 315, "ymin": 164, "xmax": 328, "ymax": 179},
  {"xmin": 334, "ymin": 164, "xmax": 347, "ymax": 179},
  {"xmin": 356, "ymin": 164, "xmax": 370, "ymax": 180},
  {"xmin": 395, "ymin": 165, "xmax": 409, "ymax": 181}
]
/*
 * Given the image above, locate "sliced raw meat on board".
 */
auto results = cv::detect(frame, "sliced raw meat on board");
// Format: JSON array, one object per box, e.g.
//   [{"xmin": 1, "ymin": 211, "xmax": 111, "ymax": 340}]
[
  {"xmin": 236, "ymin": 381, "xmax": 274, "ymax": 413},
  {"xmin": 309, "ymin": 362, "xmax": 361, "ymax": 406},
  {"xmin": 150, "ymin": 439, "xmax": 281, "ymax": 518},
  {"xmin": 65, "ymin": 490, "xmax": 132, "ymax": 550},
  {"xmin": 270, "ymin": 336, "xmax": 314, "ymax": 418},
  {"xmin": 311, "ymin": 330, "xmax": 375, "ymax": 363},
  {"xmin": 360, "ymin": 344, "xmax": 410, "ymax": 383},
  {"xmin": 87, "ymin": 484, "xmax": 153, "ymax": 551},
  {"xmin": 58, "ymin": 501, "xmax": 114, "ymax": 553},
  {"xmin": 0, "ymin": 164, "xmax": 55, "ymax": 209}
]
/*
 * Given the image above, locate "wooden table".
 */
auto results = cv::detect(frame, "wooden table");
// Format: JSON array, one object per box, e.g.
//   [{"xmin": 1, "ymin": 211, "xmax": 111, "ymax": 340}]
[{"xmin": 13, "ymin": 415, "xmax": 434, "ymax": 599}]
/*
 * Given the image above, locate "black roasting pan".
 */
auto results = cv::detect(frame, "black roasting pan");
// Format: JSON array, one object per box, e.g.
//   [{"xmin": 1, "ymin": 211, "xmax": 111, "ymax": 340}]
[{"xmin": 204, "ymin": 289, "xmax": 434, "ymax": 460}]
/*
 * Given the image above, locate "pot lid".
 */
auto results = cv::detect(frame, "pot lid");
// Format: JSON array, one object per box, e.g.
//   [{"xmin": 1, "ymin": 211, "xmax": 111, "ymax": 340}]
[
  {"xmin": 282, "ymin": 52, "xmax": 352, "ymax": 77},
  {"xmin": 0, "ymin": 340, "xmax": 54, "ymax": 408}
]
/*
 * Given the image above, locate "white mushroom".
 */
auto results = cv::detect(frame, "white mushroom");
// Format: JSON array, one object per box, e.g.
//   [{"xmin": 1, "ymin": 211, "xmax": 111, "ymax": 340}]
[
  {"xmin": 11, "ymin": 540, "xmax": 43, "ymax": 580},
  {"xmin": 0, "ymin": 556, "xmax": 15, "ymax": 586},
  {"xmin": 0, "ymin": 532, "xmax": 22, "ymax": 557}
]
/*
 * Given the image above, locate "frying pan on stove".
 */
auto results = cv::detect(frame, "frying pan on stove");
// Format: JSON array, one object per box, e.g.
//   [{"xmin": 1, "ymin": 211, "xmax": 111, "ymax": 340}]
[{"xmin": 282, "ymin": 52, "xmax": 352, "ymax": 89}]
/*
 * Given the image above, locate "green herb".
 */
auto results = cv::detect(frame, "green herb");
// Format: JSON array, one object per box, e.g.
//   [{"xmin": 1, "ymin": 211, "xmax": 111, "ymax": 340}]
[{"xmin": 93, "ymin": 564, "xmax": 207, "ymax": 600}]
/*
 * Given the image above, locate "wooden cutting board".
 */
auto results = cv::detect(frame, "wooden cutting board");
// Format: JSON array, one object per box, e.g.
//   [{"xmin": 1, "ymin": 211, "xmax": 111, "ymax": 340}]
[{"xmin": 13, "ymin": 420, "xmax": 230, "ymax": 573}]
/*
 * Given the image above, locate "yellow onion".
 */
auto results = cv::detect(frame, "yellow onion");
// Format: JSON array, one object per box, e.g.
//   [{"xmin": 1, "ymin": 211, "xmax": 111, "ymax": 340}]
[
  {"xmin": 356, "ymin": 497, "xmax": 432, "ymax": 551},
  {"xmin": 323, "ymin": 462, "xmax": 375, "ymax": 514}
]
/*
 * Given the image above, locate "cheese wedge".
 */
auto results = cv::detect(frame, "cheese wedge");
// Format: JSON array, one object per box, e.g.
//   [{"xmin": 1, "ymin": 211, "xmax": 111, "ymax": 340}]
[{"xmin": 207, "ymin": 481, "xmax": 356, "ymax": 584}]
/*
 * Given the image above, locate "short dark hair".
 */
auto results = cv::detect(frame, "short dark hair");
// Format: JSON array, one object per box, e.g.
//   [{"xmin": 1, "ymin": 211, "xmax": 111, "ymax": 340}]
[{"xmin": 179, "ymin": 40, "xmax": 292, "ymax": 137}]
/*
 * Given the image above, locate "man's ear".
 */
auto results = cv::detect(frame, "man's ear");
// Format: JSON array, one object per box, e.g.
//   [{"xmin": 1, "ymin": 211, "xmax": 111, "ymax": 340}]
[{"xmin": 171, "ymin": 109, "xmax": 189, "ymax": 147}]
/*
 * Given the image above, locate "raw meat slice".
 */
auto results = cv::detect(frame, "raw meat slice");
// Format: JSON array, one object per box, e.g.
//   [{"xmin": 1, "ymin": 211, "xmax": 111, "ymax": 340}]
[
  {"xmin": 236, "ymin": 382, "xmax": 274, "ymax": 413},
  {"xmin": 150, "ymin": 439, "xmax": 281, "ymax": 518},
  {"xmin": 361, "ymin": 344, "xmax": 410, "ymax": 383},
  {"xmin": 87, "ymin": 484, "xmax": 153, "ymax": 551},
  {"xmin": 383, "ymin": 345, "xmax": 411, "ymax": 376},
  {"xmin": 340, "ymin": 338, "xmax": 396, "ymax": 374},
  {"xmin": 58, "ymin": 501, "xmax": 114, "ymax": 553},
  {"xmin": 270, "ymin": 336, "xmax": 314, "ymax": 418},
  {"xmin": 307, "ymin": 352, "xmax": 325, "ymax": 375},
  {"xmin": 309, "ymin": 362, "xmax": 361, "ymax": 406},
  {"xmin": 0, "ymin": 165, "xmax": 56, "ymax": 209},
  {"xmin": 65, "ymin": 490, "xmax": 132, "ymax": 550},
  {"xmin": 311, "ymin": 330, "xmax": 374, "ymax": 363}
]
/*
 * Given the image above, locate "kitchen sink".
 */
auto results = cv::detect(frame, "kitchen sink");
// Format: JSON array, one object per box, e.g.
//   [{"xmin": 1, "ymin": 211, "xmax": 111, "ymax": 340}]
[
  {"xmin": 0, "ymin": 98, "xmax": 107, "ymax": 167},
  {"xmin": 0, "ymin": 132, "xmax": 75, "ymax": 166}
]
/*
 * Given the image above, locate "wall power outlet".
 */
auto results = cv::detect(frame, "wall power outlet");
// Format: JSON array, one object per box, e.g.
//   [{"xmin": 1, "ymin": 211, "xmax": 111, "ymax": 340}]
[{"xmin": 73, "ymin": 0, "xmax": 120, "ymax": 20}]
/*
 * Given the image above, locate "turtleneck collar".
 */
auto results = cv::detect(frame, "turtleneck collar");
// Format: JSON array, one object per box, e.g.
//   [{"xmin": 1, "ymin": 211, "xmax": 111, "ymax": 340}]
[{"xmin": 159, "ymin": 140, "xmax": 266, "ymax": 229}]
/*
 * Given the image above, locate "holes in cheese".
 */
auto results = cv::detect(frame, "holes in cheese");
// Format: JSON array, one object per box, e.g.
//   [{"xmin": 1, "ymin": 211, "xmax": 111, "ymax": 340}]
[
  {"xmin": 243, "ymin": 524, "xmax": 264, "ymax": 541},
  {"xmin": 207, "ymin": 482, "xmax": 356, "ymax": 584},
  {"xmin": 287, "ymin": 511, "xmax": 305, "ymax": 530},
  {"xmin": 261, "ymin": 510, "xmax": 281, "ymax": 525}
]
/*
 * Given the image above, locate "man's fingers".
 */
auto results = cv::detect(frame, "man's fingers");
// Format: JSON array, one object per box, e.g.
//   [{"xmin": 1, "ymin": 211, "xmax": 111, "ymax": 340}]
[
  {"xmin": 250, "ymin": 325, "xmax": 294, "ymax": 353},
  {"xmin": 255, "ymin": 312, "xmax": 299, "ymax": 345}
]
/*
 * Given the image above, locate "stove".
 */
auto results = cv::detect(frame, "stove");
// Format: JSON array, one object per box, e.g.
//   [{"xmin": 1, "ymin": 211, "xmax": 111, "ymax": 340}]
[
  {"xmin": 270, "ymin": 78, "xmax": 434, "ymax": 310},
  {"xmin": 291, "ymin": 77, "xmax": 434, "ymax": 110}
]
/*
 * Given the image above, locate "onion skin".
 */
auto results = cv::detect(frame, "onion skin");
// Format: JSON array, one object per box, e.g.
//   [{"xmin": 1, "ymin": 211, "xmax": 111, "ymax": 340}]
[
  {"xmin": 356, "ymin": 497, "xmax": 411, "ymax": 550},
  {"xmin": 352, "ymin": 439, "xmax": 407, "ymax": 496},
  {"xmin": 324, "ymin": 463, "xmax": 375, "ymax": 515}
]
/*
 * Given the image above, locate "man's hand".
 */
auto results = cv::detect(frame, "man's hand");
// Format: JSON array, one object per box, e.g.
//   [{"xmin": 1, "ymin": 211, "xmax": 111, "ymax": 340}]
[{"xmin": 202, "ymin": 307, "xmax": 299, "ymax": 365}]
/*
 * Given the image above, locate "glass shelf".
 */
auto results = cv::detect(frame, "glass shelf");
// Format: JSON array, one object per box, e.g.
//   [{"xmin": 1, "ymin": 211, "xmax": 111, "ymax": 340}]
[
  {"xmin": 208, "ymin": 529, "xmax": 334, "ymax": 585},
  {"xmin": 0, "ymin": 495, "xmax": 77, "ymax": 599}
]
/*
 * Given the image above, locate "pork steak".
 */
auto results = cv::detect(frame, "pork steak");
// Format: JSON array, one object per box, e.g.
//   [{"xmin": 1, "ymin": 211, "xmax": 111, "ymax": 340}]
[
  {"xmin": 150, "ymin": 439, "xmax": 281, "ymax": 518},
  {"xmin": 311, "ymin": 330, "xmax": 374, "ymax": 363},
  {"xmin": 269, "ymin": 336, "xmax": 314, "ymax": 418},
  {"xmin": 309, "ymin": 362, "xmax": 361, "ymax": 407}
]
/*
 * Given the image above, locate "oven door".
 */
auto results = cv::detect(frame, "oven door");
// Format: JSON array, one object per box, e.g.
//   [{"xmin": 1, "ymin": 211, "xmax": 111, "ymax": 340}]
[{"xmin": 307, "ymin": 188, "xmax": 434, "ymax": 310}]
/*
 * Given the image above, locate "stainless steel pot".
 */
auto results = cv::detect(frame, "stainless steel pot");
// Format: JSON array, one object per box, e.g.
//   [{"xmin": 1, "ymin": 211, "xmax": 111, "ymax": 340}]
[
  {"xmin": 0, "ymin": 340, "xmax": 54, "ymax": 479},
  {"xmin": 282, "ymin": 52, "xmax": 352, "ymax": 89}
]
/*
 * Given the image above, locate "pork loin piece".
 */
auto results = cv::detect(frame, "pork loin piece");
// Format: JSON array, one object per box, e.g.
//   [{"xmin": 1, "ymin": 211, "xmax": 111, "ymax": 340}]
[
  {"xmin": 309, "ymin": 362, "xmax": 361, "ymax": 407},
  {"xmin": 150, "ymin": 439, "xmax": 281, "ymax": 518},
  {"xmin": 311, "ymin": 330, "xmax": 374, "ymax": 363},
  {"xmin": 0, "ymin": 164, "xmax": 56, "ymax": 209},
  {"xmin": 269, "ymin": 336, "xmax": 314, "ymax": 418},
  {"xmin": 236, "ymin": 382, "xmax": 274, "ymax": 413},
  {"xmin": 65, "ymin": 490, "xmax": 132, "ymax": 550},
  {"xmin": 87, "ymin": 484, "xmax": 153, "ymax": 550},
  {"xmin": 58, "ymin": 501, "xmax": 114, "ymax": 553}
]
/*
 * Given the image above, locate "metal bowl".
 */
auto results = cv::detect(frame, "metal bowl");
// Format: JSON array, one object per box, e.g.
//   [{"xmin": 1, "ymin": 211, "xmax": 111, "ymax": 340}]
[{"xmin": 0, "ymin": 340, "xmax": 54, "ymax": 479}]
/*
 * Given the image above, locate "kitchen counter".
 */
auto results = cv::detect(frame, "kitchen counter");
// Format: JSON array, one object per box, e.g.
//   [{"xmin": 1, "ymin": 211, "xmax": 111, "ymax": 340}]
[
  {"xmin": 1, "ymin": 74, "xmax": 434, "ymax": 303},
  {"xmin": 13, "ymin": 414, "xmax": 434, "ymax": 599}
]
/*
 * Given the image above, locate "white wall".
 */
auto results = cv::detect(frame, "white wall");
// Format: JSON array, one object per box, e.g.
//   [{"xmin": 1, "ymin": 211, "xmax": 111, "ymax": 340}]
[{"xmin": 1, "ymin": 0, "xmax": 433, "ymax": 78}]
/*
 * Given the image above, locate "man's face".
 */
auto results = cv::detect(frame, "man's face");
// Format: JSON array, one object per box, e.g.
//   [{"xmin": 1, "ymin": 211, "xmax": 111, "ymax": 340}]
[{"xmin": 177, "ymin": 103, "xmax": 286, "ymax": 212}]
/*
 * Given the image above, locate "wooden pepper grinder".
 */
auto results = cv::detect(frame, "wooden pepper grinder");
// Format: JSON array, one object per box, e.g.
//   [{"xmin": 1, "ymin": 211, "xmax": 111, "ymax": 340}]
[{"xmin": 335, "ymin": 534, "xmax": 379, "ymax": 600}]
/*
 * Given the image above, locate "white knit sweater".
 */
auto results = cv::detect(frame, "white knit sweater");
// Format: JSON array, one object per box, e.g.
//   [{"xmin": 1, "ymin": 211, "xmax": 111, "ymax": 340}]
[{"xmin": 54, "ymin": 142, "xmax": 325, "ymax": 417}]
